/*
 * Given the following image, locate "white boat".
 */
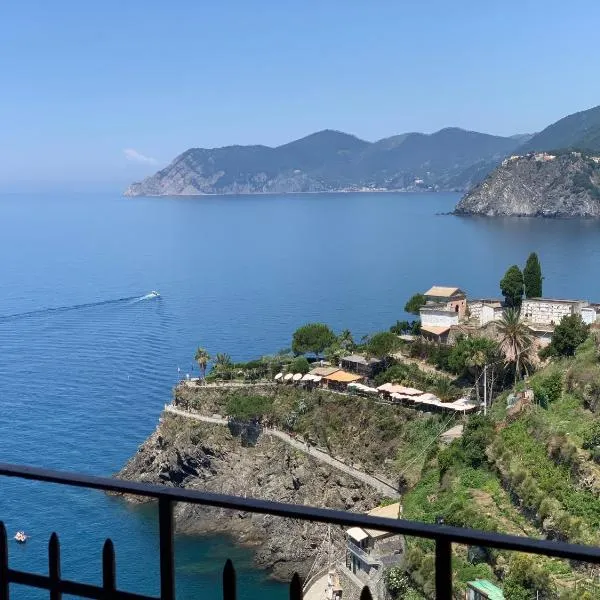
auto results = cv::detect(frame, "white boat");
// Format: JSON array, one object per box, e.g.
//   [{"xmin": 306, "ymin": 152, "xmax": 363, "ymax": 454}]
[
  {"xmin": 14, "ymin": 531, "xmax": 28, "ymax": 543},
  {"xmin": 149, "ymin": 291, "xmax": 160, "ymax": 298}
]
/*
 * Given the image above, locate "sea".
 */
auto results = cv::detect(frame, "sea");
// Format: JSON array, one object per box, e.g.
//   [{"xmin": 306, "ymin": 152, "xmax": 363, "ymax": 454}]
[{"xmin": 2, "ymin": 191, "xmax": 600, "ymax": 598}]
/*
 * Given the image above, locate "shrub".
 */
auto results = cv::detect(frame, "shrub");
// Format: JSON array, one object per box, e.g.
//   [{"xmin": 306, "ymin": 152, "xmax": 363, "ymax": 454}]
[
  {"xmin": 226, "ymin": 394, "xmax": 273, "ymax": 421},
  {"xmin": 289, "ymin": 356, "xmax": 310, "ymax": 374},
  {"xmin": 384, "ymin": 567, "xmax": 409, "ymax": 598}
]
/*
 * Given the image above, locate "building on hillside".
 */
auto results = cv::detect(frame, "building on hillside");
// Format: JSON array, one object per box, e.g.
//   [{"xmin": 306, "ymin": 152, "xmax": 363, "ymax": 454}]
[
  {"xmin": 345, "ymin": 502, "xmax": 402, "ymax": 580},
  {"xmin": 467, "ymin": 299, "xmax": 504, "ymax": 326},
  {"xmin": 420, "ymin": 286, "xmax": 467, "ymax": 344},
  {"xmin": 465, "ymin": 579, "xmax": 504, "ymax": 600},
  {"xmin": 581, "ymin": 306, "xmax": 598, "ymax": 325},
  {"xmin": 521, "ymin": 298, "xmax": 589, "ymax": 326},
  {"xmin": 308, "ymin": 366, "xmax": 340, "ymax": 378},
  {"xmin": 527, "ymin": 323, "xmax": 554, "ymax": 348},
  {"xmin": 423, "ymin": 286, "xmax": 467, "ymax": 318},
  {"xmin": 341, "ymin": 355, "xmax": 385, "ymax": 378},
  {"xmin": 321, "ymin": 370, "xmax": 365, "ymax": 391}
]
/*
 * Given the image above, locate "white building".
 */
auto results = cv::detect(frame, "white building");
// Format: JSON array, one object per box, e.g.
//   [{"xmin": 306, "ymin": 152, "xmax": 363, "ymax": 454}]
[{"xmin": 521, "ymin": 298, "xmax": 589, "ymax": 326}]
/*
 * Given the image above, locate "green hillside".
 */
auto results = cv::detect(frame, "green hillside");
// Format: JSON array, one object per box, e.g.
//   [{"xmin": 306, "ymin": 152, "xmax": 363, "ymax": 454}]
[
  {"xmin": 519, "ymin": 105, "xmax": 600, "ymax": 153},
  {"xmin": 401, "ymin": 336, "xmax": 600, "ymax": 599}
]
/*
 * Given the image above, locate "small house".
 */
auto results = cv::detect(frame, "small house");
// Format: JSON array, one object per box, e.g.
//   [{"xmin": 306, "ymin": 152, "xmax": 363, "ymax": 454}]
[
  {"xmin": 423, "ymin": 286, "xmax": 467, "ymax": 318},
  {"xmin": 345, "ymin": 502, "xmax": 402, "ymax": 579},
  {"xmin": 321, "ymin": 370, "xmax": 365, "ymax": 391},
  {"xmin": 340, "ymin": 355, "xmax": 385, "ymax": 378},
  {"xmin": 465, "ymin": 580, "xmax": 504, "ymax": 600}
]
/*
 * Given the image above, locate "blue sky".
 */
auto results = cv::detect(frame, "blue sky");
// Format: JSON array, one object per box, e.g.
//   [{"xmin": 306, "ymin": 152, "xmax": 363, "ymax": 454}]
[{"xmin": 2, "ymin": 0, "xmax": 600, "ymax": 189}]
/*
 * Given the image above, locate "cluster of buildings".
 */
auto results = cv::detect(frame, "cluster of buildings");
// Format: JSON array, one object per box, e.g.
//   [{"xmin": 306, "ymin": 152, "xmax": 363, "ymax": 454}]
[
  {"xmin": 274, "ymin": 354, "xmax": 478, "ymax": 414},
  {"xmin": 418, "ymin": 285, "xmax": 600, "ymax": 348}
]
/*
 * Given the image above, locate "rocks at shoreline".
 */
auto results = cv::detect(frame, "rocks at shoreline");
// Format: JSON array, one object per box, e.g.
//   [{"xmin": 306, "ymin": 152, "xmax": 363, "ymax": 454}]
[{"xmin": 116, "ymin": 413, "xmax": 381, "ymax": 580}]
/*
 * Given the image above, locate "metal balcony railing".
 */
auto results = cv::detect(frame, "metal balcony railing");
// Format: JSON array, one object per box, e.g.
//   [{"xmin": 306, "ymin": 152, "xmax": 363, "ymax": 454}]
[
  {"xmin": 1, "ymin": 461, "xmax": 600, "ymax": 599},
  {"xmin": 346, "ymin": 540, "xmax": 379, "ymax": 567}
]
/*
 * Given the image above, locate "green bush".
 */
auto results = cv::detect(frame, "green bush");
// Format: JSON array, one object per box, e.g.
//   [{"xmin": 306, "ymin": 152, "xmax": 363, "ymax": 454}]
[
  {"xmin": 226, "ymin": 394, "xmax": 273, "ymax": 421},
  {"xmin": 289, "ymin": 356, "xmax": 310, "ymax": 374}
]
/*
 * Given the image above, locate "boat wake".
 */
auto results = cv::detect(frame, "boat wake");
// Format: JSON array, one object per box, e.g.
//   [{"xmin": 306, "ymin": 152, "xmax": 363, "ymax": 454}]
[{"xmin": 0, "ymin": 292, "xmax": 160, "ymax": 322}]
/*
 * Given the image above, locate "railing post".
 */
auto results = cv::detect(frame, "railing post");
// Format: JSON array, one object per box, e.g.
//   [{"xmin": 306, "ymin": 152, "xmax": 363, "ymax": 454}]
[
  {"xmin": 435, "ymin": 538, "xmax": 452, "ymax": 600},
  {"xmin": 48, "ymin": 532, "xmax": 61, "ymax": 600},
  {"xmin": 0, "ymin": 523, "xmax": 8, "ymax": 600},
  {"xmin": 102, "ymin": 539, "xmax": 116, "ymax": 598},
  {"xmin": 158, "ymin": 497, "xmax": 175, "ymax": 600},
  {"xmin": 289, "ymin": 572, "xmax": 302, "ymax": 600},
  {"xmin": 223, "ymin": 559, "xmax": 236, "ymax": 600}
]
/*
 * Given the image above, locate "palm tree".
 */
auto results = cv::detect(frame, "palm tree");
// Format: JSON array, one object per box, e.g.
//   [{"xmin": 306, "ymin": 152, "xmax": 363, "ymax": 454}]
[
  {"xmin": 497, "ymin": 308, "xmax": 533, "ymax": 381},
  {"xmin": 194, "ymin": 347, "xmax": 211, "ymax": 379},
  {"xmin": 338, "ymin": 329, "xmax": 355, "ymax": 353},
  {"xmin": 214, "ymin": 353, "xmax": 233, "ymax": 371}
]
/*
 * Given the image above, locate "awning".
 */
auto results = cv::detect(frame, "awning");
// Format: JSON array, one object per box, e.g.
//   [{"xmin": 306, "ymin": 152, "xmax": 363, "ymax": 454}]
[{"xmin": 346, "ymin": 527, "xmax": 369, "ymax": 542}]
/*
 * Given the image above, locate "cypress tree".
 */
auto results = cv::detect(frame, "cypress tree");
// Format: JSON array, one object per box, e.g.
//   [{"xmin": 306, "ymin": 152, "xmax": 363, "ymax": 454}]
[
  {"xmin": 523, "ymin": 252, "xmax": 543, "ymax": 298},
  {"xmin": 500, "ymin": 265, "xmax": 524, "ymax": 307}
]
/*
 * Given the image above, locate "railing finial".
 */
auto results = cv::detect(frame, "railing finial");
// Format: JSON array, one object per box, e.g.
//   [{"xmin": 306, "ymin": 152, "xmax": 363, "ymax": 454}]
[
  {"xmin": 49, "ymin": 532, "xmax": 61, "ymax": 600},
  {"xmin": 290, "ymin": 572, "xmax": 302, "ymax": 600},
  {"xmin": 359, "ymin": 586, "xmax": 373, "ymax": 600},
  {"xmin": 223, "ymin": 559, "xmax": 236, "ymax": 600},
  {"xmin": 102, "ymin": 538, "xmax": 116, "ymax": 595},
  {"xmin": 0, "ymin": 522, "xmax": 8, "ymax": 600}
]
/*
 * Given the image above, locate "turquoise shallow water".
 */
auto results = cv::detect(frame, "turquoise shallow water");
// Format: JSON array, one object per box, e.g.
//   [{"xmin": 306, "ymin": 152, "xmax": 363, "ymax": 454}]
[{"xmin": 3, "ymin": 191, "xmax": 600, "ymax": 597}]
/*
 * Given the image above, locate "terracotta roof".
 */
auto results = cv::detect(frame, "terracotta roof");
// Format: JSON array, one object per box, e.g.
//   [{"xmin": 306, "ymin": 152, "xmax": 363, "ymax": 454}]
[
  {"xmin": 424, "ymin": 286, "xmax": 464, "ymax": 297},
  {"xmin": 309, "ymin": 366, "xmax": 340, "ymax": 377},
  {"xmin": 420, "ymin": 325, "xmax": 451, "ymax": 335},
  {"xmin": 322, "ymin": 370, "xmax": 364, "ymax": 383}
]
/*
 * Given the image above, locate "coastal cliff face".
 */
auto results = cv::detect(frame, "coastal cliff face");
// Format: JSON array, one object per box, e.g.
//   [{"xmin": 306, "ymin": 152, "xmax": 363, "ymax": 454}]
[
  {"xmin": 117, "ymin": 413, "xmax": 382, "ymax": 579},
  {"xmin": 454, "ymin": 153, "xmax": 600, "ymax": 217}
]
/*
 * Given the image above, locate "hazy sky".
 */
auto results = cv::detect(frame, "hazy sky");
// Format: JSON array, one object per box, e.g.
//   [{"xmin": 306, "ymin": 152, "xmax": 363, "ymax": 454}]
[{"xmin": 2, "ymin": 0, "xmax": 600, "ymax": 188}]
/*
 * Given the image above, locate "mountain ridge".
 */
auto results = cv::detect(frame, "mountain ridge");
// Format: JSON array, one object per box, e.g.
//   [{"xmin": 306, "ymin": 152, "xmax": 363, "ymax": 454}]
[
  {"xmin": 125, "ymin": 104, "xmax": 600, "ymax": 198},
  {"xmin": 124, "ymin": 127, "xmax": 524, "ymax": 197}
]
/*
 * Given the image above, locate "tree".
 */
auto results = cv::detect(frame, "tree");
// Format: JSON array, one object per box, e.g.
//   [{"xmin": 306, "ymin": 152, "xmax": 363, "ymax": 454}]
[
  {"xmin": 194, "ymin": 347, "xmax": 211, "ymax": 379},
  {"xmin": 404, "ymin": 293, "xmax": 426, "ymax": 315},
  {"xmin": 497, "ymin": 308, "xmax": 533, "ymax": 380},
  {"xmin": 367, "ymin": 331, "xmax": 400, "ymax": 359},
  {"xmin": 390, "ymin": 320, "xmax": 411, "ymax": 335},
  {"xmin": 289, "ymin": 356, "xmax": 310, "ymax": 374},
  {"xmin": 338, "ymin": 329, "xmax": 355, "ymax": 352},
  {"xmin": 523, "ymin": 252, "xmax": 543, "ymax": 298},
  {"xmin": 292, "ymin": 323, "xmax": 336, "ymax": 357},
  {"xmin": 214, "ymin": 353, "xmax": 233, "ymax": 370},
  {"xmin": 545, "ymin": 314, "xmax": 589, "ymax": 357},
  {"xmin": 503, "ymin": 554, "xmax": 555, "ymax": 600},
  {"xmin": 500, "ymin": 265, "xmax": 524, "ymax": 307}
]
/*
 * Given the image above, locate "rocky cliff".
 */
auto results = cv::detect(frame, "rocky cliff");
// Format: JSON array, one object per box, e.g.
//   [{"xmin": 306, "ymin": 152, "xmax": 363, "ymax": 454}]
[
  {"xmin": 454, "ymin": 152, "xmax": 600, "ymax": 217},
  {"xmin": 117, "ymin": 413, "xmax": 382, "ymax": 579}
]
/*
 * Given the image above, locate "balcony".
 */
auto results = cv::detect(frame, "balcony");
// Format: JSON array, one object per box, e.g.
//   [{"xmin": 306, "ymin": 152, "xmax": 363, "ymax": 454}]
[{"xmin": 1, "ymin": 461, "xmax": 600, "ymax": 599}]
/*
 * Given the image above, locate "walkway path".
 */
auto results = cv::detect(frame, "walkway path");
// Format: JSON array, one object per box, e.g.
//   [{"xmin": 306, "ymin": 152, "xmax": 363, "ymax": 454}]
[{"xmin": 164, "ymin": 404, "xmax": 400, "ymax": 497}]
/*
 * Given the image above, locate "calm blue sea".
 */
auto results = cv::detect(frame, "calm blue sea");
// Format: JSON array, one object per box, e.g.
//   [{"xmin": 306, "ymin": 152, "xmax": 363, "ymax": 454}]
[{"xmin": 2, "ymin": 191, "xmax": 600, "ymax": 598}]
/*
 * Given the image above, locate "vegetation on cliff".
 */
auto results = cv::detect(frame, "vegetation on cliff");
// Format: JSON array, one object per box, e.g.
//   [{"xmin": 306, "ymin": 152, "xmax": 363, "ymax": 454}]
[{"xmin": 401, "ymin": 335, "xmax": 600, "ymax": 598}]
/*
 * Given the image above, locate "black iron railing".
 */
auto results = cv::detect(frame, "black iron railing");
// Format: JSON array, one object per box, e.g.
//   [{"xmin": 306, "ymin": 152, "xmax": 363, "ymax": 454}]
[{"xmin": 1, "ymin": 462, "xmax": 600, "ymax": 600}]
